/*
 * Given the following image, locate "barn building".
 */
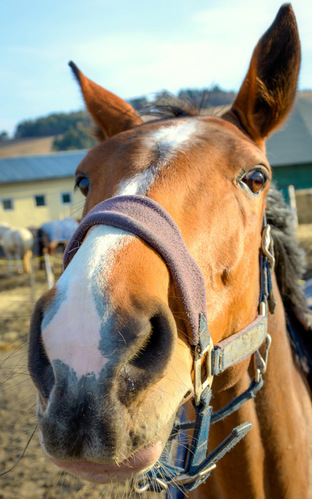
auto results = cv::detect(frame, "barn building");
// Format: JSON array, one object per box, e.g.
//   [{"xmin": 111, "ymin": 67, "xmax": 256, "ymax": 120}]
[
  {"xmin": 267, "ymin": 93, "xmax": 312, "ymax": 189},
  {"xmin": 267, "ymin": 93, "xmax": 312, "ymax": 223},
  {"xmin": 0, "ymin": 150, "xmax": 85, "ymax": 227}
]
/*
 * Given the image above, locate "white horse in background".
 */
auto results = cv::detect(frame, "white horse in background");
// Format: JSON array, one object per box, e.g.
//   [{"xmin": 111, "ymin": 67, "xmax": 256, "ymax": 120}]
[
  {"xmin": 0, "ymin": 223, "xmax": 34, "ymax": 274},
  {"xmin": 0, "ymin": 222, "xmax": 11, "ymax": 239}
]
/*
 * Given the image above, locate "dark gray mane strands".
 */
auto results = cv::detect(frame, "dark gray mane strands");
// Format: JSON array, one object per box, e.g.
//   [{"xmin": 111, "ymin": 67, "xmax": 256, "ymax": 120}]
[
  {"xmin": 140, "ymin": 95, "xmax": 201, "ymax": 120},
  {"xmin": 266, "ymin": 185, "xmax": 312, "ymax": 385},
  {"xmin": 266, "ymin": 184, "xmax": 310, "ymax": 319}
]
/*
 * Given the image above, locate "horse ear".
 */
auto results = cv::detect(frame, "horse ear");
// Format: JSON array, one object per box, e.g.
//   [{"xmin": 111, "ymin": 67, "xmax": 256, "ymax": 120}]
[
  {"xmin": 223, "ymin": 4, "xmax": 301, "ymax": 146},
  {"xmin": 69, "ymin": 61, "xmax": 143, "ymax": 140}
]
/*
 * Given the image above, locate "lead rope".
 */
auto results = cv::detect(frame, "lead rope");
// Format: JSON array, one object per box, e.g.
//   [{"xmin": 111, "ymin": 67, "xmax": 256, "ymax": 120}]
[{"xmin": 133, "ymin": 356, "xmax": 268, "ymax": 494}]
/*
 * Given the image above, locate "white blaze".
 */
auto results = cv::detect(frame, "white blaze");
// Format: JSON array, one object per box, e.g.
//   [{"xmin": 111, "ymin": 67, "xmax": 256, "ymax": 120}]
[
  {"xmin": 117, "ymin": 120, "xmax": 200, "ymax": 195},
  {"xmin": 42, "ymin": 120, "xmax": 200, "ymax": 378},
  {"xmin": 143, "ymin": 120, "xmax": 199, "ymax": 154},
  {"xmin": 42, "ymin": 226, "xmax": 136, "ymax": 379}
]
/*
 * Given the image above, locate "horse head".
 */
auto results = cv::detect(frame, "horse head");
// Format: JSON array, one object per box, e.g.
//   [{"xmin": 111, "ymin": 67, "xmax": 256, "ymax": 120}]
[{"xmin": 28, "ymin": 5, "xmax": 304, "ymax": 492}]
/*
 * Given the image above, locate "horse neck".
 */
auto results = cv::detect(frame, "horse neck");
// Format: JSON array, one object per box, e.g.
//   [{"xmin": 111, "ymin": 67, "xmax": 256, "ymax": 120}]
[{"xmin": 191, "ymin": 276, "xmax": 312, "ymax": 499}]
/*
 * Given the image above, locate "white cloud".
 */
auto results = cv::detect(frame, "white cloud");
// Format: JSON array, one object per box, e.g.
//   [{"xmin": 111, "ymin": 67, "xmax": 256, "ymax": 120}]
[
  {"xmin": 59, "ymin": 33, "xmax": 250, "ymax": 98},
  {"xmin": 53, "ymin": 1, "xmax": 312, "ymax": 97}
]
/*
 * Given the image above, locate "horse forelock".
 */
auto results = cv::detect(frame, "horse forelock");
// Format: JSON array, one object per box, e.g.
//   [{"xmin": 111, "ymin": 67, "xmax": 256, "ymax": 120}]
[{"xmin": 140, "ymin": 94, "xmax": 203, "ymax": 120}]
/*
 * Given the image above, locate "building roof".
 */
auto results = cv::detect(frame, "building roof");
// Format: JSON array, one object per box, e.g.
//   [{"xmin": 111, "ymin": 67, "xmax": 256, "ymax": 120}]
[
  {"xmin": 267, "ymin": 93, "xmax": 312, "ymax": 167},
  {"xmin": 0, "ymin": 93, "xmax": 312, "ymax": 185},
  {"xmin": 0, "ymin": 150, "xmax": 86, "ymax": 184}
]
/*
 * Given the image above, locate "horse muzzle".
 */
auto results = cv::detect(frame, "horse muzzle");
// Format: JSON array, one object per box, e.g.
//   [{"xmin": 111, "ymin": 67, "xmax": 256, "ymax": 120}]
[{"xmin": 28, "ymin": 280, "xmax": 182, "ymax": 467}]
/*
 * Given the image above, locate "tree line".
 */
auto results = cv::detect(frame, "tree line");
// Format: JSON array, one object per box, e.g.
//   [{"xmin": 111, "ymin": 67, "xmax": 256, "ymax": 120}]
[{"xmin": 0, "ymin": 86, "xmax": 236, "ymax": 151}]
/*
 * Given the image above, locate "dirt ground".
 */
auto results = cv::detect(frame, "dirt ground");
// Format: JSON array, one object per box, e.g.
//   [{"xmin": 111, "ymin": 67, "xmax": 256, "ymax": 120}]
[{"xmin": 0, "ymin": 227, "xmax": 312, "ymax": 498}]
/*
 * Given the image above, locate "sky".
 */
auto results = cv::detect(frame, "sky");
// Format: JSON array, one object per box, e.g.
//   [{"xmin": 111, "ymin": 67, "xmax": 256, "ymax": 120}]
[{"xmin": 1, "ymin": 0, "xmax": 311, "ymax": 136}]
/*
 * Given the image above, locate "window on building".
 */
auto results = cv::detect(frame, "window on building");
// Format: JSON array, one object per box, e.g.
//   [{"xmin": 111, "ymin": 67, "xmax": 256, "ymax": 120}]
[
  {"xmin": 61, "ymin": 192, "xmax": 72, "ymax": 205},
  {"xmin": 2, "ymin": 198, "xmax": 14, "ymax": 210},
  {"xmin": 35, "ymin": 195, "xmax": 46, "ymax": 207}
]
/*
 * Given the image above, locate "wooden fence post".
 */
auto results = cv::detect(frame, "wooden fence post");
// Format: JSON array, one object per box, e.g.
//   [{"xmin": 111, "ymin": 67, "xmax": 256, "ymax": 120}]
[{"xmin": 44, "ymin": 254, "xmax": 55, "ymax": 289}]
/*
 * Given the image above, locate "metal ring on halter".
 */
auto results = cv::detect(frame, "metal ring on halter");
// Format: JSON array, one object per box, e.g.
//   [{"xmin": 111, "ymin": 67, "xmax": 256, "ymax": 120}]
[
  {"xmin": 255, "ymin": 334, "xmax": 272, "ymax": 383},
  {"xmin": 133, "ymin": 475, "xmax": 150, "ymax": 493},
  {"xmin": 174, "ymin": 463, "xmax": 217, "ymax": 486},
  {"xmin": 135, "ymin": 463, "xmax": 217, "ymax": 494}
]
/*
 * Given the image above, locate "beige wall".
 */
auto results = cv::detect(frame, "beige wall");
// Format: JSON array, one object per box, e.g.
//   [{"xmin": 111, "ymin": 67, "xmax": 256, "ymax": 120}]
[
  {"xmin": 296, "ymin": 188, "xmax": 312, "ymax": 224},
  {"xmin": 0, "ymin": 177, "xmax": 84, "ymax": 228}
]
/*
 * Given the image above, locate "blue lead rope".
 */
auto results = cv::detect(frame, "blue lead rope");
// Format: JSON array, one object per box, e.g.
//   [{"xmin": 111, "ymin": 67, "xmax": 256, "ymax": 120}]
[{"xmin": 134, "ymin": 381, "xmax": 255, "ymax": 494}]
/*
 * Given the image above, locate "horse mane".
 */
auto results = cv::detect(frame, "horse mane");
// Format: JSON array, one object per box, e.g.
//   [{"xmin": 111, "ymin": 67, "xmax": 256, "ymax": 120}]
[
  {"xmin": 267, "ymin": 184, "xmax": 312, "ymax": 383},
  {"xmin": 139, "ymin": 93, "xmax": 232, "ymax": 122},
  {"xmin": 266, "ymin": 184, "xmax": 310, "ymax": 320}
]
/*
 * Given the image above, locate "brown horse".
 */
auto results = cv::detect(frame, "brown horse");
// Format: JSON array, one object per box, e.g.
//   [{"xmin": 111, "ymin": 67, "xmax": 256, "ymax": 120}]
[
  {"xmin": 28, "ymin": 5, "xmax": 312, "ymax": 498},
  {"xmin": 36, "ymin": 218, "xmax": 79, "ymax": 270}
]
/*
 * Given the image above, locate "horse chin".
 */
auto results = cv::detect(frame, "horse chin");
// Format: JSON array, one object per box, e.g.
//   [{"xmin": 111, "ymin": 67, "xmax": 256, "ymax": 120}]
[{"xmin": 40, "ymin": 433, "xmax": 163, "ymax": 483}]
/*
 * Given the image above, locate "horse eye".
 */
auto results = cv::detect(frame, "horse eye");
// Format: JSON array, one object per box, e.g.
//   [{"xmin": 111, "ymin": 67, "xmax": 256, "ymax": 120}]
[
  {"xmin": 75, "ymin": 176, "xmax": 90, "ymax": 196},
  {"xmin": 241, "ymin": 170, "xmax": 267, "ymax": 195}
]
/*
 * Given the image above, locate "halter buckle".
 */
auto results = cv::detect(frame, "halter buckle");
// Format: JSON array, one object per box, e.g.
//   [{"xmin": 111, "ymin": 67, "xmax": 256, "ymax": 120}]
[
  {"xmin": 174, "ymin": 463, "xmax": 217, "ymax": 486},
  {"xmin": 133, "ymin": 464, "xmax": 217, "ymax": 494},
  {"xmin": 194, "ymin": 336, "xmax": 214, "ymax": 406}
]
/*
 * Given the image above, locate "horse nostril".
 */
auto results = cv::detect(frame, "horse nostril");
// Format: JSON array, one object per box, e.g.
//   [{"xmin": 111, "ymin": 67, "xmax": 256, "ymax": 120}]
[
  {"xmin": 28, "ymin": 298, "xmax": 55, "ymax": 401},
  {"xmin": 118, "ymin": 307, "xmax": 176, "ymax": 403},
  {"xmin": 31, "ymin": 338, "xmax": 55, "ymax": 401},
  {"xmin": 130, "ymin": 314, "xmax": 171, "ymax": 371}
]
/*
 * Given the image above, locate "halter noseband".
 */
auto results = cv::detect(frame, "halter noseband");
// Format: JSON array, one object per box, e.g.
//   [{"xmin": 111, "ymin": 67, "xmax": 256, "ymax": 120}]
[{"xmin": 64, "ymin": 194, "xmax": 275, "ymax": 494}]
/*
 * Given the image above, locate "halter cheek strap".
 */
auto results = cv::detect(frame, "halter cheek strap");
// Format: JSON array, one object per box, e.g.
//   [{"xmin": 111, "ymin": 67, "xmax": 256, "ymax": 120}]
[
  {"xmin": 212, "ymin": 314, "xmax": 268, "ymax": 375},
  {"xmin": 63, "ymin": 194, "xmax": 274, "ymax": 493}
]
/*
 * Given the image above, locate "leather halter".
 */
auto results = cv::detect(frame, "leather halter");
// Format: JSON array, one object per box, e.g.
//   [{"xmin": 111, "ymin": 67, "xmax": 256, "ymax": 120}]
[{"xmin": 64, "ymin": 194, "xmax": 275, "ymax": 494}]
